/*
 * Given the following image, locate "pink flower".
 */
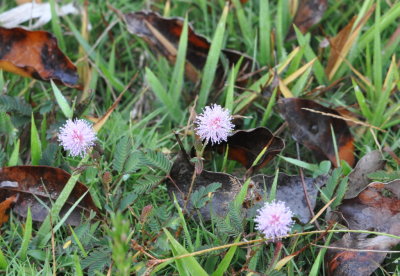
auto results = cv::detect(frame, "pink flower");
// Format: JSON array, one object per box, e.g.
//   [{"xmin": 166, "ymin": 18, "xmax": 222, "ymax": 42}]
[
  {"xmin": 58, "ymin": 119, "xmax": 97, "ymax": 157},
  {"xmin": 195, "ymin": 104, "xmax": 234, "ymax": 145},
  {"xmin": 255, "ymin": 200, "xmax": 294, "ymax": 239}
]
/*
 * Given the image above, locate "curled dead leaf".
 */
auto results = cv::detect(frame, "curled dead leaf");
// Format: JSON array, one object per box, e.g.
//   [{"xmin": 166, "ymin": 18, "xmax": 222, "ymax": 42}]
[
  {"xmin": 0, "ymin": 27, "xmax": 79, "ymax": 87},
  {"xmin": 286, "ymin": 0, "xmax": 328, "ymax": 40},
  {"xmin": 122, "ymin": 11, "xmax": 256, "ymax": 85},
  {"xmin": 326, "ymin": 180, "xmax": 400, "ymax": 276},
  {"xmin": 0, "ymin": 166, "xmax": 98, "ymax": 226},
  {"xmin": 279, "ymin": 98, "xmax": 355, "ymax": 167},
  {"xmin": 345, "ymin": 150, "xmax": 385, "ymax": 199},
  {"xmin": 210, "ymin": 127, "xmax": 285, "ymax": 173}
]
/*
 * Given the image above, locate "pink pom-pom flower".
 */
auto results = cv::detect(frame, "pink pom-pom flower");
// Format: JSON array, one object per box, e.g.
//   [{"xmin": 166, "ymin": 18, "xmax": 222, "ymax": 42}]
[
  {"xmin": 58, "ymin": 119, "xmax": 97, "ymax": 157},
  {"xmin": 255, "ymin": 200, "xmax": 294, "ymax": 240},
  {"xmin": 195, "ymin": 104, "xmax": 234, "ymax": 145}
]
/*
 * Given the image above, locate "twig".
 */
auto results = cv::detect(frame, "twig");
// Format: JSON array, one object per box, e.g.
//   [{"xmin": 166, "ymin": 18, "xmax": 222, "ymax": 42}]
[
  {"xmin": 310, "ymin": 243, "xmax": 400, "ymax": 253},
  {"xmin": 143, "ymin": 228, "xmax": 400, "ymax": 274},
  {"xmin": 384, "ymin": 146, "xmax": 400, "ymax": 166},
  {"xmin": 50, "ymin": 214, "xmax": 57, "ymax": 276},
  {"xmin": 301, "ymin": 107, "xmax": 385, "ymax": 132},
  {"xmin": 296, "ymin": 143, "xmax": 321, "ymax": 230}
]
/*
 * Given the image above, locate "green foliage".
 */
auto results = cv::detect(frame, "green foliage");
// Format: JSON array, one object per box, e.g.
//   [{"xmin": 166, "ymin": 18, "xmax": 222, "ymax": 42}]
[
  {"xmin": 113, "ymin": 136, "xmax": 131, "ymax": 173},
  {"xmin": 164, "ymin": 228, "xmax": 208, "ymax": 276},
  {"xmin": 39, "ymin": 143, "xmax": 58, "ymax": 166},
  {"xmin": 30, "ymin": 114, "xmax": 42, "ymax": 165},
  {"xmin": 0, "ymin": 146, "xmax": 5, "ymax": 167},
  {"xmin": 81, "ymin": 249, "xmax": 111, "ymax": 275},
  {"xmin": 320, "ymin": 168, "xmax": 349, "ymax": 209},
  {"xmin": 216, "ymin": 202, "xmax": 245, "ymax": 237},
  {"xmin": 368, "ymin": 170, "xmax": 400, "ymax": 182},
  {"xmin": 141, "ymin": 149, "xmax": 172, "ymax": 174},
  {"xmin": 110, "ymin": 213, "xmax": 132, "ymax": 275},
  {"xmin": 197, "ymin": 5, "xmax": 228, "ymax": 109},
  {"xmin": 113, "ymin": 137, "xmax": 143, "ymax": 175},
  {"xmin": 134, "ymin": 175, "xmax": 164, "ymax": 195},
  {"xmin": 0, "ymin": 112, "xmax": 15, "ymax": 137},
  {"xmin": 191, "ymin": 182, "xmax": 221, "ymax": 209},
  {"xmin": 0, "ymin": 95, "xmax": 32, "ymax": 116}
]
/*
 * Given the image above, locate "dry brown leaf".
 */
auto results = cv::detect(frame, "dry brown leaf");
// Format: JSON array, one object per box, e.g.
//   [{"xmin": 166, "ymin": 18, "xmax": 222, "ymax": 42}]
[{"xmin": 0, "ymin": 195, "xmax": 17, "ymax": 227}]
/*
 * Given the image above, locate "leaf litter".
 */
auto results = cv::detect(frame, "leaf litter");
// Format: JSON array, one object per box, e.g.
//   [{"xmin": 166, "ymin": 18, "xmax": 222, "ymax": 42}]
[
  {"xmin": 326, "ymin": 180, "xmax": 400, "ymax": 276},
  {"xmin": 0, "ymin": 166, "xmax": 98, "ymax": 226}
]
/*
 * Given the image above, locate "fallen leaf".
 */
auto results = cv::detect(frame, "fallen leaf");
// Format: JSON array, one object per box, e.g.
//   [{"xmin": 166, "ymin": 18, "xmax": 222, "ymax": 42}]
[
  {"xmin": 210, "ymin": 127, "xmax": 285, "ymax": 173},
  {"xmin": 0, "ymin": 27, "xmax": 79, "ymax": 87},
  {"xmin": 168, "ymin": 151, "xmax": 325, "ymax": 223},
  {"xmin": 0, "ymin": 166, "xmax": 98, "ymax": 226},
  {"xmin": 0, "ymin": 2, "xmax": 78, "ymax": 29},
  {"xmin": 287, "ymin": 0, "xmax": 328, "ymax": 40},
  {"xmin": 0, "ymin": 195, "xmax": 17, "ymax": 227},
  {"xmin": 326, "ymin": 180, "xmax": 400, "ymax": 276},
  {"xmin": 278, "ymin": 98, "xmax": 355, "ymax": 167},
  {"xmin": 344, "ymin": 150, "xmax": 385, "ymax": 199},
  {"xmin": 325, "ymin": 6, "xmax": 374, "ymax": 80},
  {"xmin": 168, "ymin": 151, "xmax": 242, "ymax": 221},
  {"xmin": 250, "ymin": 173, "xmax": 326, "ymax": 224},
  {"xmin": 326, "ymin": 234, "xmax": 399, "ymax": 276},
  {"xmin": 121, "ymin": 11, "xmax": 256, "ymax": 84}
]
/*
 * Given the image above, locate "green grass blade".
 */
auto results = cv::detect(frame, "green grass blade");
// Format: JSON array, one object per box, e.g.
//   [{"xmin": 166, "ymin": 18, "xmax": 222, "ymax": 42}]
[
  {"xmin": 0, "ymin": 248, "xmax": 7, "ymax": 270},
  {"xmin": 276, "ymin": 0, "xmax": 288, "ymax": 59},
  {"xmin": 233, "ymin": 178, "xmax": 251, "ymax": 207},
  {"xmin": 309, "ymin": 231, "xmax": 334, "ymax": 276},
  {"xmin": 197, "ymin": 4, "xmax": 229, "ymax": 110},
  {"xmin": 164, "ymin": 228, "xmax": 208, "ymax": 276},
  {"xmin": 211, "ymin": 236, "xmax": 240, "ymax": 276},
  {"xmin": 358, "ymin": 2, "xmax": 400, "ymax": 52},
  {"xmin": 259, "ymin": 0, "xmax": 271, "ymax": 65},
  {"xmin": 8, "ymin": 139, "xmax": 19, "ymax": 166},
  {"xmin": 31, "ymin": 114, "xmax": 42, "ymax": 165},
  {"xmin": 51, "ymin": 80, "xmax": 73, "ymax": 119},
  {"xmin": 146, "ymin": 68, "xmax": 182, "ymax": 121},
  {"xmin": 232, "ymin": 0, "xmax": 252, "ymax": 48},
  {"xmin": 73, "ymin": 252, "xmax": 84, "ymax": 276},
  {"xmin": 373, "ymin": 1, "xmax": 382, "ymax": 98},
  {"xmin": 70, "ymin": 226, "xmax": 88, "ymax": 257},
  {"xmin": 63, "ymin": 16, "xmax": 124, "ymax": 91},
  {"xmin": 173, "ymin": 194, "xmax": 194, "ymax": 252},
  {"xmin": 294, "ymin": 27, "xmax": 327, "ymax": 84},
  {"xmin": 49, "ymin": 0, "xmax": 66, "ymax": 51},
  {"xmin": 169, "ymin": 16, "xmax": 189, "ymax": 103},
  {"xmin": 17, "ymin": 207, "xmax": 32, "ymax": 261},
  {"xmin": 224, "ymin": 68, "xmax": 235, "ymax": 111},
  {"xmin": 353, "ymin": 79, "xmax": 373, "ymax": 120},
  {"xmin": 269, "ymin": 168, "xmax": 280, "ymax": 201}
]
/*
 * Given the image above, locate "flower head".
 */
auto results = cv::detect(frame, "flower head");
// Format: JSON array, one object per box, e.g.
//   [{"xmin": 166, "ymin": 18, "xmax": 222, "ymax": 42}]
[
  {"xmin": 58, "ymin": 119, "xmax": 97, "ymax": 157},
  {"xmin": 255, "ymin": 200, "xmax": 294, "ymax": 240},
  {"xmin": 195, "ymin": 104, "xmax": 234, "ymax": 145}
]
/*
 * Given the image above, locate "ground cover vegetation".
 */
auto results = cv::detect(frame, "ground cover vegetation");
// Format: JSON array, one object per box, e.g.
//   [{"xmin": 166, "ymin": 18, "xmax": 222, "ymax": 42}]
[{"xmin": 0, "ymin": 0, "xmax": 400, "ymax": 275}]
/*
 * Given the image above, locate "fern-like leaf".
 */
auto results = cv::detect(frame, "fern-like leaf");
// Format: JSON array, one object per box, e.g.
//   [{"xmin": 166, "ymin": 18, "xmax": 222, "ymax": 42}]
[
  {"xmin": 0, "ymin": 95, "xmax": 31, "ymax": 116},
  {"xmin": 124, "ymin": 151, "xmax": 142, "ymax": 173},
  {"xmin": 81, "ymin": 249, "xmax": 110, "ymax": 275},
  {"xmin": 368, "ymin": 170, "xmax": 400, "ymax": 182},
  {"xmin": 113, "ymin": 136, "xmax": 130, "ymax": 173},
  {"xmin": 141, "ymin": 149, "xmax": 172, "ymax": 173},
  {"xmin": 0, "ymin": 146, "xmax": 5, "ymax": 167},
  {"xmin": 134, "ymin": 175, "xmax": 164, "ymax": 194},
  {"xmin": 191, "ymin": 182, "xmax": 221, "ymax": 209}
]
